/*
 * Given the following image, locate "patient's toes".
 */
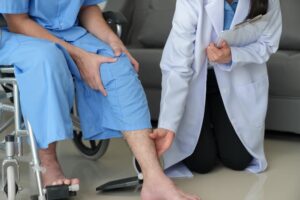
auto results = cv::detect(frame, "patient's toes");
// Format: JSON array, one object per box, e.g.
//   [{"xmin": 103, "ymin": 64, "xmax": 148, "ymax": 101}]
[
  {"xmin": 63, "ymin": 179, "xmax": 71, "ymax": 185},
  {"xmin": 56, "ymin": 179, "xmax": 64, "ymax": 185},
  {"xmin": 52, "ymin": 181, "xmax": 57, "ymax": 186},
  {"xmin": 71, "ymin": 178, "xmax": 80, "ymax": 185}
]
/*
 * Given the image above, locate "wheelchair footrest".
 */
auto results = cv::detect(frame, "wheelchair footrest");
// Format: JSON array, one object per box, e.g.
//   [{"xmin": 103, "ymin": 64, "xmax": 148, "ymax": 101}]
[
  {"xmin": 31, "ymin": 184, "xmax": 79, "ymax": 200},
  {"xmin": 45, "ymin": 184, "xmax": 79, "ymax": 200},
  {"xmin": 96, "ymin": 176, "xmax": 143, "ymax": 192}
]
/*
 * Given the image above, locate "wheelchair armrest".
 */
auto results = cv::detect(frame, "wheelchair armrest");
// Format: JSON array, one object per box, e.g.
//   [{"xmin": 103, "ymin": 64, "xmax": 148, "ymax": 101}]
[
  {"xmin": 103, "ymin": 11, "xmax": 127, "ymax": 25},
  {"xmin": 0, "ymin": 66, "xmax": 14, "ymax": 74},
  {"xmin": 103, "ymin": 11, "xmax": 127, "ymax": 38}
]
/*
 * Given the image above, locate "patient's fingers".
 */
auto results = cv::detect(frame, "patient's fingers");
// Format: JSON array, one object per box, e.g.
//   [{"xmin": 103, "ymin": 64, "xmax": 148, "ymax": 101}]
[
  {"xmin": 96, "ymin": 55, "xmax": 117, "ymax": 95},
  {"xmin": 124, "ymin": 50, "xmax": 140, "ymax": 72},
  {"xmin": 98, "ymin": 56, "xmax": 117, "ymax": 64},
  {"xmin": 95, "ymin": 75, "xmax": 107, "ymax": 96},
  {"xmin": 112, "ymin": 46, "xmax": 122, "ymax": 57}
]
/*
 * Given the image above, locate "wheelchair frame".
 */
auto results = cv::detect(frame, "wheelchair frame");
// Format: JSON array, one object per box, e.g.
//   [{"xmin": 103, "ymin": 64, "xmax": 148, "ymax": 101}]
[
  {"xmin": 0, "ymin": 67, "xmax": 47, "ymax": 199},
  {"xmin": 0, "ymin": 67, "xmax": 91, "ymax": 200}
]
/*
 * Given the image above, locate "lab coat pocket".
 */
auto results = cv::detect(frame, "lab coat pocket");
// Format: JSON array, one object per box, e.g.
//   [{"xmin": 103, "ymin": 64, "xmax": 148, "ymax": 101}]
[{"xmin": 236, "ymin": 77, "xmax": 269, "ymax": 127}]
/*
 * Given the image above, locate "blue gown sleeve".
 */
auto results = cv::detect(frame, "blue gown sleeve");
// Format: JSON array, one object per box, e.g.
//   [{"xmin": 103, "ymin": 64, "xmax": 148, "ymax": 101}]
[
  {"xmin": 0, "ymin": 0, "xmax": 30, "ymax": 14},
  {"xmin": 83, "ymin": 0, "xmax": 106, "ymax": 6}
]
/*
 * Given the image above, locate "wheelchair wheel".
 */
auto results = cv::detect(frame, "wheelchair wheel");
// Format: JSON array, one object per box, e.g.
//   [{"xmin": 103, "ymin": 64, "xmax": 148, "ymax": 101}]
[
  {"xmin": 73, "ymin": 131, "xmax": 109, "ymax": 160},
  {"xmin": 4, "ymin": 166, "xmax": 17, "ymax": 200}
]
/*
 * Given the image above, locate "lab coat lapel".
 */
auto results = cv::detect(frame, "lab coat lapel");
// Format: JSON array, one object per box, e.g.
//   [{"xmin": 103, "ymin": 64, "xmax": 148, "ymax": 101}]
[
  {"xmin": 230, "ymin": 0, "xmax": 251, "ymax": 28},
  {"xmin": 204, "ymin": 0, "xmax": 224, "ymax": 34}
]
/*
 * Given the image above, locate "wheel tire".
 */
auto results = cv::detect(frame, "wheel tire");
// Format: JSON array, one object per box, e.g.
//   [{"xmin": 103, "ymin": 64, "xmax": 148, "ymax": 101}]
[
  {"xmin": 73, "ymin": 131, "xmax": 110, "ymax": 160},
  {"xmin": 6, "ymin": 166, "xmax": 17, "ymax": 200}
]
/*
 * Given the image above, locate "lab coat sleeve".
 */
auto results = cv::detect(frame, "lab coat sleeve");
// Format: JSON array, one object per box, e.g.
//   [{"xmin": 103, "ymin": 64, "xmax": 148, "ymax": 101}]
[
  {"xmin": 83, "ymin": 0, "xmax": 106, "ymax": 6},
  {"xmin": 218, "ymin": 0, "xmax": 282, "ymax": 71},
  {"xmin": 158, "ymin": 0, "xmax": 199, "ymax": 133},
  {"xmin": 0, "ymin": 0, "xmax": 30, "ymax": 14}
]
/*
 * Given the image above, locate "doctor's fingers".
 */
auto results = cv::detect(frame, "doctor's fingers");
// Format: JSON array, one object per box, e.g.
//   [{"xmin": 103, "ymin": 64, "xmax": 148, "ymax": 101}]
[
  {"xmin": 160, "ymin": 134, "xmax": 175, "ymax": 152},
  {"xmin": 156, "ymin": 129, "xmax": 171, "ymax": 137},
  {"xmin": 149, "ymin": 130, "xmax": 166, "ymax": 139},
  {"xmin": 149, "ymin": 132, "xmax": 158, "ymax": 139},
  {"xmin": 209, "ymin": 45, "xmax": 224, "ymax": 56},
  {"xmin": 221, "ymin": 40, "xmax": 230, "ymax": 49},
  {"xmin": 209, "ymin": 47, "xmax": 227, "ymax": 61},
  {"xmin": 207, "ymin": 48, "xmax": 219, "ymax": 62}
]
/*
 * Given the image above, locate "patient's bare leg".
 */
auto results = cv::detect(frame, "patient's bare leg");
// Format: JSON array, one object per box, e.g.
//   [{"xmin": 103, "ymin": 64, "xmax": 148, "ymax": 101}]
[
  {"xmin": 123, "ymin": 129, "xmax": 200, "ymax": 200},
  {"xmin": 39, "ymin": 143, "xmax": 80, "ymax": 186}
]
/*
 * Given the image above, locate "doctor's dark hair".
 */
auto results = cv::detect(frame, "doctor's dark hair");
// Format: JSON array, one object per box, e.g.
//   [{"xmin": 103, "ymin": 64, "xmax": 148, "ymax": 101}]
[{"xmin": 247, "ymin": 0, "xmax": 269, "ymax": 19}]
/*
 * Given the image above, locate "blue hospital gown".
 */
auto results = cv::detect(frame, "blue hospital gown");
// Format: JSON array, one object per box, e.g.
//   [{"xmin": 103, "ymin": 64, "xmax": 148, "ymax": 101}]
[{"xmin": 0, "ymin": 0, "xmax": 152, "ymax": 148}]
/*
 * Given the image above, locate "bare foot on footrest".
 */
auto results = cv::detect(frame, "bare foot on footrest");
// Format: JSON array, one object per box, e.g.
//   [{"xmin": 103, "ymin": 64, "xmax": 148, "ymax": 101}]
[{"xmin": 39, "ymin": 145, "xmax": 80, "ymax": 187}]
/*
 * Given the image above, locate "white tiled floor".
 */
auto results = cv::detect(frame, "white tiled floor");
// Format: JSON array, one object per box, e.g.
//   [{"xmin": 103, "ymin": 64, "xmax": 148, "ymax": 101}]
[{"xmin": 1, "ymin": 132, "xmax": 300, "ymax": 200}]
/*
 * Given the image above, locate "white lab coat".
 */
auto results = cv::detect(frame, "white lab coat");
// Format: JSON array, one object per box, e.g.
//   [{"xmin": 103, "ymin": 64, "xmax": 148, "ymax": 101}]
[{"xmin": 158, "ymin": 0, "xmax": 282, "ymax": 174}]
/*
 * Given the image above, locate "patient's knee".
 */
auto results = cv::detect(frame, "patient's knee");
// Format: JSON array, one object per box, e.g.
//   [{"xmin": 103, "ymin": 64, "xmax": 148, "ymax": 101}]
[{"xmin": 101, "ymin": 54, "xmax": 137, "ymax": 87}]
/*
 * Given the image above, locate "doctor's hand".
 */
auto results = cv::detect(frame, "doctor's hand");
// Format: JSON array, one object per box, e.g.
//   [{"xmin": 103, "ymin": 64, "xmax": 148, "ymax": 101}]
[
  {"xmin": 109, "ymin": 40, "xmax": 140, "ymax": 72},
  {"xmin": 149, "ymin": 128, "xmax": 175, "ymax": 157},
  {"xmin": 207, "ymin": 41, "xmax": 232, "ymax": 64},
  {"xmin": 74, "ymin": 50, "xmax": 116, "ymax": 96}
]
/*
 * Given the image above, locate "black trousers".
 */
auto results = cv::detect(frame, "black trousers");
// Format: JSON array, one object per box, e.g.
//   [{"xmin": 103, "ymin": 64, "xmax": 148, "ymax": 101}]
[{"xmin": 183, "ymin": 69, "xmax": 253, "ymax": 174}]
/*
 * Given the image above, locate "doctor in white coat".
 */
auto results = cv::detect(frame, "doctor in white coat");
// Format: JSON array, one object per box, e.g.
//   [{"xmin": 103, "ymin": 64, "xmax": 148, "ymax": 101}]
[{"xmin": 150, "ymin": 0, "xmax": 282, "ymax": 176}]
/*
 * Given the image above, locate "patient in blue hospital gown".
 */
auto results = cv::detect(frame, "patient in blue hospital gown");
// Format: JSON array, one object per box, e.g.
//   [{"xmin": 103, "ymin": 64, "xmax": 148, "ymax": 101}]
[{"xmin": 0, "ymin": 1, "xmax": 200, "ymax": 199}]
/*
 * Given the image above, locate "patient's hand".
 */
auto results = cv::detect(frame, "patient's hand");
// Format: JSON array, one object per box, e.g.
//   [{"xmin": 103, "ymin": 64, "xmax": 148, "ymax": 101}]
[
  {"xmin": 109, "ymin": 40, "xmax": 140, "ymax": 72},
  {"xmin": 206, "ymin": 41, "xmax": 232, "ymax": 64},
  {"xmin": 74, "ymin": 49, "xmax": 116, "ymax": 96},
  {"xmin": 149, "ymin": 128, "xmax": 175, "ymax": 157}
]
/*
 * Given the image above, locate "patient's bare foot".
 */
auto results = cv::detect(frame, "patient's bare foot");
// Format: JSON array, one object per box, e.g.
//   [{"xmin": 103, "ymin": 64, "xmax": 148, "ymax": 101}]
[
  {"xmin": 141, "ymin": 172, "xmax": 200, "ymax": 200},
  {"xmin": 39, "ymin": 143, "xmax": 80, "ymax": 187}
]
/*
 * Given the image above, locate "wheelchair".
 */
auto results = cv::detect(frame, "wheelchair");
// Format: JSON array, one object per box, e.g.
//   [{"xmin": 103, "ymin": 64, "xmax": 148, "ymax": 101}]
[{"xmin": 0, "ymin": 12, "xmax": 127, "ymax": 200}]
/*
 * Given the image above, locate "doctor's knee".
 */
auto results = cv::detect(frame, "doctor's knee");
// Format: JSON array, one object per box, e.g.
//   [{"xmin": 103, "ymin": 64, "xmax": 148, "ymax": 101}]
[{"xmin": 220, "ymin": 153, "xmax": 253, "ymax": 171}]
